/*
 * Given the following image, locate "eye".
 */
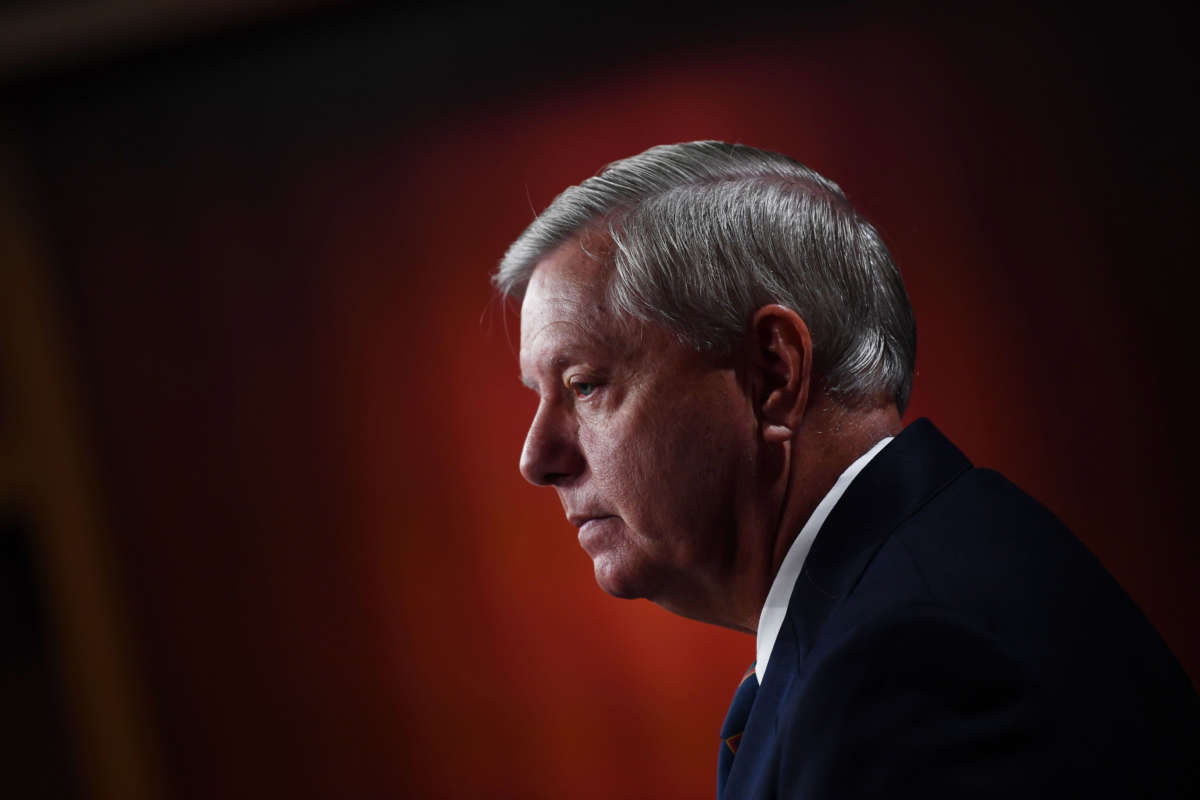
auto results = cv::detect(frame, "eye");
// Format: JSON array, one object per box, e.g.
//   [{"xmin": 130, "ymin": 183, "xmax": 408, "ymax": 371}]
[{"xmin": 568, "ymin": 378, "xmax": 599, "ymax": 399}]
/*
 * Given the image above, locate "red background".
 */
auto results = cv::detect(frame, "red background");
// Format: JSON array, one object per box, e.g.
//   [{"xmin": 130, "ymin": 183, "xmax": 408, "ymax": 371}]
[{"xmin": 10, "ymin": 2, "xmax": 1197, "ymax": 797}]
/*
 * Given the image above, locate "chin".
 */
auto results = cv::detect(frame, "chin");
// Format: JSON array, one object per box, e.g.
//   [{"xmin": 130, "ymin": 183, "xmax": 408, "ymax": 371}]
[{"xmin": 590, "ymin": 555, "xmax": 654, "ymax": 600}]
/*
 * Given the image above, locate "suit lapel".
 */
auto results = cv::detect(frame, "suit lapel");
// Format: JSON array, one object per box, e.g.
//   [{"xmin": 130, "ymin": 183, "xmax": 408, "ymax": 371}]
[
  {"xmin": 788, "ymin": 418, "xmax": 972, "ymax": 661},
  {"xmin": 720, "ymin": 419, "xmax": 971, "ymax": 799}
]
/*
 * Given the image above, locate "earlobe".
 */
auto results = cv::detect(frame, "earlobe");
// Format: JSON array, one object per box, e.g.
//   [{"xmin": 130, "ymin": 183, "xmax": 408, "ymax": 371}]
[
  {"xmin": 762, "ymin": 422, "xmax": 793, "ymax": 443},
  {"xmin": 750, "ymin": 304, "xmax": 813, "ymax": 441}
]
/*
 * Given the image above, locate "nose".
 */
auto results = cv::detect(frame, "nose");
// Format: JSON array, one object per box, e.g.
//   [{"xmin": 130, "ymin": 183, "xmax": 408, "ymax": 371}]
[{"xmin": 519, "ymin": 399, "xmax": 585, "ymax": 486}]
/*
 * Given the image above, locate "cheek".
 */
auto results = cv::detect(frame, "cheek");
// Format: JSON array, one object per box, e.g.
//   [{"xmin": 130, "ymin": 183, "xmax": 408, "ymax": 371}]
[
  {"xmin": 654, "ymin": 372, "xmax": 749, "ymax": 460},
  {"xmin": 581, "ymin": 378, "xmax": 750, "ymax": 529},
  {"xmin": 576, "ymin": 418, "xmax": 652, "ymax": 506}
]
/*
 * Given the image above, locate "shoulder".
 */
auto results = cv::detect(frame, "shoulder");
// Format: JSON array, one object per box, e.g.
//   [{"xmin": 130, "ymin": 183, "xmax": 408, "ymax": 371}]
[{"xmin": 771, "ymin": 470, "xmax": 1200, "ymax": 798}]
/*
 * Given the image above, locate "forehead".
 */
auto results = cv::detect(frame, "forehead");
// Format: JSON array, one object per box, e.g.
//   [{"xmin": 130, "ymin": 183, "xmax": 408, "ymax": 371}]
[
  {"xmin": 518, "ymin": 239, "xmax": 630, "ymax": 367},
  {"xmin": 521, "ymin": 239, "xmax": 606, "ymax": 321}
]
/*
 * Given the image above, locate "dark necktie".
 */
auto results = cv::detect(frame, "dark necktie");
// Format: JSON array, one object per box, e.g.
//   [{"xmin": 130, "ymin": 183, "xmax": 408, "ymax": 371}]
[{"xmin": 717, "ymin": 664, "xmax": 758, "ymax": 798}]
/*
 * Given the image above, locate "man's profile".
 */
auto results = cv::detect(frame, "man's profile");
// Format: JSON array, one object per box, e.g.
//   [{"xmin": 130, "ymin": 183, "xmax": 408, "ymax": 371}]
[{"xmin": 492, "ymin": 141, "xmax": 1199, "ymax": 797}]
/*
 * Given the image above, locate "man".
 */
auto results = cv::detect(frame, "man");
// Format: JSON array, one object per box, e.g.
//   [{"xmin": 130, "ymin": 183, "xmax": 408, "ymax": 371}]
[{"xmin": 493, "ymin": 141, "xmax": 1198, "ymax": 797}]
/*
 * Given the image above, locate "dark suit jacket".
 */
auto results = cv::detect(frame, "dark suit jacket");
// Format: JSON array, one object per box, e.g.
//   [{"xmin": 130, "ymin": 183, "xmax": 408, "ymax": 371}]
[{"xmin": 723, "ymin": 419, "xmax": 1199, "ymax": 799}]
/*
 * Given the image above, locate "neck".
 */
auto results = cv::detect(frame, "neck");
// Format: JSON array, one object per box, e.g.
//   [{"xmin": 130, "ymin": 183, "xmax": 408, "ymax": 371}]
[
  {"xmin": 771, "ymin": 401, "xmax": 901, "ymax": 573},
  {"xmin": 724, "ymin": 399, "xmax": 902, "ymax": 633},
  {"xmin": 652, "ymin": 399, "xmax": 902, "ymax": 635}
]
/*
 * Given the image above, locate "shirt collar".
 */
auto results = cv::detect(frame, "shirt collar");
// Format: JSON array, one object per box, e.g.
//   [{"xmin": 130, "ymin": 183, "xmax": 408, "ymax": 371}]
[{"xmin": 754, "ymin": 436, "xmax": 893, "ymax": 684}]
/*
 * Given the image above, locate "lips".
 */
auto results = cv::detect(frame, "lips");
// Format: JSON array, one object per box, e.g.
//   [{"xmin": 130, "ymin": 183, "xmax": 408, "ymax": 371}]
[
  {"xmin": 568, "ymin": 513, "xmax": 615, "ymax": 529},
  {"xmin": 573, "ymin": 515, "xmax": 619, "ymax": 556}
]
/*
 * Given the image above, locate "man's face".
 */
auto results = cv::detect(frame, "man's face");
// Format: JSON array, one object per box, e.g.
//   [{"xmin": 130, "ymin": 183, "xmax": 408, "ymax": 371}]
[{"xmin": 518, "ymin": 238, "xmax": 758, "ymax": 611}]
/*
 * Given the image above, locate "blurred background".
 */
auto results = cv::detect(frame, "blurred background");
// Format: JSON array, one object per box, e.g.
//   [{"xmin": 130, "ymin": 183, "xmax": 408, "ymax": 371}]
[{"xmin": 1, "ymin": 0, "xmax": 1196, "ymax": 797}]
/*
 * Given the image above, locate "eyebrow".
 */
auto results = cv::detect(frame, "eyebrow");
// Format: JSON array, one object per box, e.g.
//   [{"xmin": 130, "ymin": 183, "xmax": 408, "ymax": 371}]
[{"xmin": 520, "ymin": 352, "xmax": 597, "ymax": 393}]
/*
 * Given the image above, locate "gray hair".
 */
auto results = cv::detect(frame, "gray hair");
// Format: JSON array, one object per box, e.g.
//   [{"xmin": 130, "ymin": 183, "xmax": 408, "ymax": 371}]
[{"xmin": 493, "ymin": 140, "xmax": 917, "ymax": 413}]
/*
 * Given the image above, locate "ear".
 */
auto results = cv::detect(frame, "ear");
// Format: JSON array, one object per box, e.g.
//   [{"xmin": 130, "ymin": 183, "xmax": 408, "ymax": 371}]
[{"xmin": 748, "ymin": 304, "xmax": 813, "ymax": 443}]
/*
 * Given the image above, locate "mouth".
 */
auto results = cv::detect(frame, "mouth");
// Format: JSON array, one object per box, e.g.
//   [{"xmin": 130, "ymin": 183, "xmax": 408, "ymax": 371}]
[{"xmin": 568, "ymin": 513, "xmax": 616, "ymax": 529}]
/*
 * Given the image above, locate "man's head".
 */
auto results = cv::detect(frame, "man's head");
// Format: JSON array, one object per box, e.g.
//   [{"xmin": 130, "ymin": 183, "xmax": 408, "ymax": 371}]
[
  {"xmin": 496, "ymin": 141, "xmax": 916, "ymax": 412},
  {"xmin": 496, "ymin": 142, "xmax": 915, "ymax": 629}
]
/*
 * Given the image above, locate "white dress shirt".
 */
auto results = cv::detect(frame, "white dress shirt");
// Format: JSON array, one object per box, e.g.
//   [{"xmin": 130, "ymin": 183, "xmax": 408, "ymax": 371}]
[{"xmin": 754, "ymin": 436, "xmax": 893, "ymax": 684}]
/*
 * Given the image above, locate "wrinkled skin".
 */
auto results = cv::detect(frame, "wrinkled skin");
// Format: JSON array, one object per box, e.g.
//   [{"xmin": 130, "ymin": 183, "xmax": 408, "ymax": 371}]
[{"xmin": 518, "ymin": 238, "xmax": 760, "ymax": 619}]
